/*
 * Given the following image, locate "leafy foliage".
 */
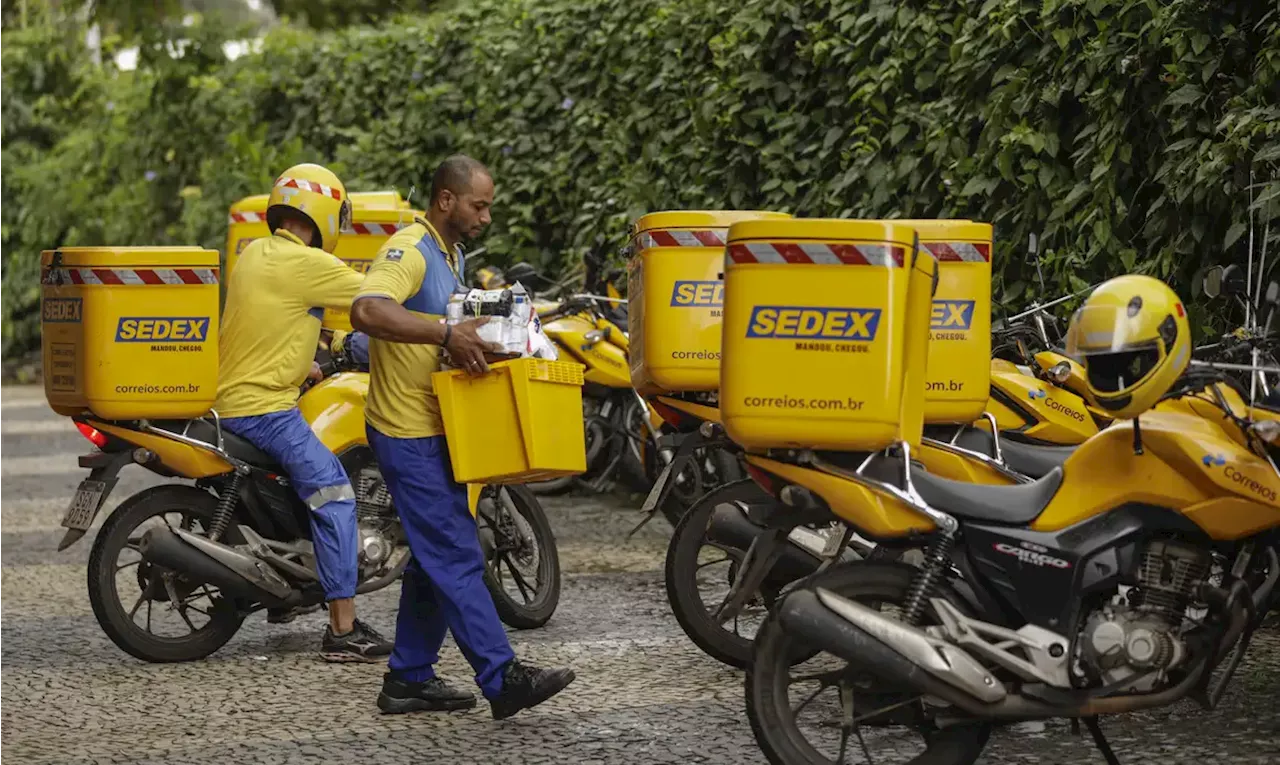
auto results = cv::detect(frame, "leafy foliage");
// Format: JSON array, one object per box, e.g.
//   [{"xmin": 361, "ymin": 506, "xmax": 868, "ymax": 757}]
[{"xmin": 3, "ymin": 0, "xmax": 1278, "ymax": 358}]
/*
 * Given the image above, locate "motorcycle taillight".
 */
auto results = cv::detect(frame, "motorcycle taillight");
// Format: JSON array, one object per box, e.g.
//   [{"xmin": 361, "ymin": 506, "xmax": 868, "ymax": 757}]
[
  {"xmin": 745, "ymin": 462, "xmax": 781, "ymax": 497},
  {"xmin": 75, "ymin": 421, "xmax": 108, "ymax": 449}
]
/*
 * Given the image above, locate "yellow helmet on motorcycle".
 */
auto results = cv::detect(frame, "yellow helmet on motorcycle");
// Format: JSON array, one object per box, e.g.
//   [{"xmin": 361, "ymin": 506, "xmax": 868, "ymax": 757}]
[
  {"xmin": 1065, "ymin": 274, "xmax": 1191, "ymax": 418},
  {"xmin": 266, "ymin": 163, "xmax": 353, "ymax": 254}
]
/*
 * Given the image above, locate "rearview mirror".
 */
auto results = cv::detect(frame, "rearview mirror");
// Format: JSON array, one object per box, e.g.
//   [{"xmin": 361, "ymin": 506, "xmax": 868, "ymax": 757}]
[
  {"xmin": 1203, "ymin": 266, "xmax": 1224, "ymax": 299},
  {"xmin": 1221, "ymin": 264, "xmax": 1248, "ymax": 296}
]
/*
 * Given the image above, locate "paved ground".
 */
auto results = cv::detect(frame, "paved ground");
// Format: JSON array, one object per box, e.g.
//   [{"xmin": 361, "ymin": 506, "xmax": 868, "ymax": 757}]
[{"xmin": 2, "ymin": 384, "xmax": 1278, "ymax": 764}]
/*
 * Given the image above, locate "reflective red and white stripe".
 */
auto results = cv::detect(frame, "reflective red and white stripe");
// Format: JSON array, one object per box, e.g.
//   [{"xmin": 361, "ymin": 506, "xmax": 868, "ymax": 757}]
[
  {"xmin": 925, "ymin": 242, "xmax": 990, "ymax": 262},
  {"xmin": 350, "ymin": 222, "xmax": 403, "ymax": 236},
  {"xmin": 634, "ymin": 229, "xmax": 728, "ymax": 249},
  {"xmin": 228, "ymin": 212, "xmax": 264, "ymax": 224},
  {"xmin": 50, "ymin": 268, "xmax": 219, "ymax": 285},
  {"xmin": 726, "ymin": 242, "xmax": 906, "ymax": 267},
  {"xmin": 274, "ymin": 176, "xmax": 343, "ymax": 199}
]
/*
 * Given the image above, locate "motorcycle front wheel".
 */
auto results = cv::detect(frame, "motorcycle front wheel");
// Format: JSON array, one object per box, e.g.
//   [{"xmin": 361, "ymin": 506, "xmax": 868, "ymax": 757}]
[{"xmin": 478, "ymin": 485, "xmax": 561, "ymax": 629}]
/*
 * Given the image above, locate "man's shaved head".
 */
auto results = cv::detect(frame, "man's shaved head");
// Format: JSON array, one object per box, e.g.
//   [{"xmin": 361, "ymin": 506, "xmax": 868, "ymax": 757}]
[
  {"xmin": 427, "ymin": 154, "xmax": 494, "ymax": 245},
  {"xmin": 430, "ymin": 155, "xmax": 491, "ymax": 204}
]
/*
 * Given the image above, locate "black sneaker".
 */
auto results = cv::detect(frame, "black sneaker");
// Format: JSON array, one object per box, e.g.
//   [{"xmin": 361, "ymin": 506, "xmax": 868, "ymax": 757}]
[
  {"xmin": 319, "ymin": 619, "xmax": 393, "ymax": 663},
  {"xmin": 377, "ymin": 673, "xmax": 477, "ymax": 714},
  {"xmin": 489, "ymin": 659, "xmax": 576, "ymax": 720}
]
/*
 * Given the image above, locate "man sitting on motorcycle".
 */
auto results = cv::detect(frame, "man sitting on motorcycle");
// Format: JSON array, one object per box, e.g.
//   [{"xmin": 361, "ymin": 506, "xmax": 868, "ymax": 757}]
[
  {"xmin": 215, "ymin": 163, "xmax": 393, "ymax": 663},
  {"xmin": 350, "ymin": 154, "xmax": 576, "ymax": 718}
]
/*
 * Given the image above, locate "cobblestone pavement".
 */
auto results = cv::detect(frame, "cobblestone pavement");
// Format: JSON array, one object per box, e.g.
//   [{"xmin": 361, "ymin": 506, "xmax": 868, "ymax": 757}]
[{"xmin": 3, "ymin": 385, "xmax": 1279, "ymax": 764}]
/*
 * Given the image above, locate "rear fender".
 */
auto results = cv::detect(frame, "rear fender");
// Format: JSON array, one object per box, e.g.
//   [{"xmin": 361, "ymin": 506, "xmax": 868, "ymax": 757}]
[{"xmin": 91, "ymin": 421, "xmax": 234, "ymax": 478}]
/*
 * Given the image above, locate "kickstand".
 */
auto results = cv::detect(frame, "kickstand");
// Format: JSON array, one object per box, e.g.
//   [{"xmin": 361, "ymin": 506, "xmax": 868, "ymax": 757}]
[{"xmin": 1083, "ymin": 717, "xmax": 1122, "ymax": 765}]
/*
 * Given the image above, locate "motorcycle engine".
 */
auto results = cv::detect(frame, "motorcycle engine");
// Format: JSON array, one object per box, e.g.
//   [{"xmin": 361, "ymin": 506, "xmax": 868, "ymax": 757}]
[
  {"xmin": 1079, "ymin": 539, "xmax": 1209, "ymax": 692},
  {"xmin": 353, "ymin": 465, "xmax": 399, "ymax": 572}
]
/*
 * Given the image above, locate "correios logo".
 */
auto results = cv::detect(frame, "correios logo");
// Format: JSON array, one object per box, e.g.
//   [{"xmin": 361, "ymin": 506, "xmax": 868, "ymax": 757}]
[
  {"xmin": 746, "ymin": 306, "xmax": 882, "ymax": 341},
  {"xmin": 1223, "ymin": 463, "xmax": 1278, "ymax": 502},
  {"xmin": 1028, "ymin": 388, "xmax": 1087, "ymax": 422}
]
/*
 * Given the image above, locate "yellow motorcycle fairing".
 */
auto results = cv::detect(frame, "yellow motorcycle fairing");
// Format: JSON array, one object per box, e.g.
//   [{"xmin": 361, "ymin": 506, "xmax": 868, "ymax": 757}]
[
  {"xmin": 651, "ymin": 395, "xmax": 722, "ymax": 426},
  {"xmin": 543, "ymin": 312, "xmax": 631, "ymax": 388},
  {"xmin": 987, "ymin": 368, "xmax": 1099, "ymax": 445},
  {"xmin": 745, "ymin": 454, "xmax": 937, "ymax": 539},
  {"xmin": 1032, "ymin": 410, "xmax": 1280, "ymax": 539},
  {"xmin": 90, "ymin": 420, "xmax": 235, "ymax": 478},
  {"xmin": 298, "ymin": 371, "xmax": 370, "ymax": 457},
  {"xmin": 1033, "ymin": 350, "xmax": 1114, "ymax": 425},
  {"xmin": 915, "ymin": 440, "xmax": 1020, "ymax": 486}
]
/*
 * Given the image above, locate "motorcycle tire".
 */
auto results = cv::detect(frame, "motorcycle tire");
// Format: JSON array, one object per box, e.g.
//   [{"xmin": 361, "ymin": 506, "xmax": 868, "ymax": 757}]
[
  {"xmin": 87, "ymin": 485, "xmax": 246, "ymax": 663},
  {"xmin": 664, "ymin": 479, "xmax": 788, "ymax": 669},
  {"xmin": 746, "ymin": 562, "xmax": 991, "ymax": 765},
  {"xmin": 479, "ymin": 485, "xmax": 561, "ymax": 630}
]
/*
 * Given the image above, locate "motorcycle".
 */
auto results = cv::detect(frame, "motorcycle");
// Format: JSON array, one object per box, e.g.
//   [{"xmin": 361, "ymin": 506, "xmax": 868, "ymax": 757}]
[
  {"xmin": 744, "ymin": 362, "xmax": 1280, "ymax": 765},
  {"xmin": 62, "ymin": 364, "xmax": 561, "ymax": 663},
  {"xmin": 654, "ymin": 342, "xmax": 1090, "ymax": 669}
]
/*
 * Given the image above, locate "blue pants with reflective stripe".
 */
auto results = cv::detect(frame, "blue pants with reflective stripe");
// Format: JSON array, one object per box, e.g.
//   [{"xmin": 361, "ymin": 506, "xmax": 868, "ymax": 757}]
[
  {"xmin": 223, "ymin": 409, "xmax": 358, "ymax": 601},
  {"xmin": 367, "ymin": 426, "xmax": 515, "ymax": 699}
]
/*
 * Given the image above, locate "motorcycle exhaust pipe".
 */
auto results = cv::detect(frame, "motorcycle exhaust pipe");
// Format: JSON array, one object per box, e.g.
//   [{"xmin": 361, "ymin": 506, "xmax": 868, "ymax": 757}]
[
  {"xmin": 778, "ymin": 589, "xmax": 1006, "ymax": 709},
  {"xmin": 705, "ymin": 503, "xmax": 823, "ymax": 583},
  {"xmin": 778, "ymin": 588, "xmax": 1215, "ymax": 721},
  {"xmin": 138, "ymin": 525, "xmax": 298, "ymax": 607}
]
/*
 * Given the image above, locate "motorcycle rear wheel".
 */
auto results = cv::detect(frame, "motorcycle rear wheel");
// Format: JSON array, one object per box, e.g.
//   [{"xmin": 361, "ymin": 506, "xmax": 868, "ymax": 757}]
[
  {"xmin": 87, "ymin": 485, "xmax": 246, "ymax": 663},
  {"xmin": 746, "ymin": 563, "xmax": 990, "ymax": 765},
  {"xmin": 478, "ymin": 485, "xmax": 561, "ymax": 629}
]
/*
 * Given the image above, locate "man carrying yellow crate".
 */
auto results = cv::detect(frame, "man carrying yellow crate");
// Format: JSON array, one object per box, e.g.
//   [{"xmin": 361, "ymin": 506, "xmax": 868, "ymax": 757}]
[
  {"xmin": 215, "ymin": 163, "xmax": 393, "ymax": 662},
  {"xmin": 350, "ymin": 155, "xmax": 576, "ymax": 719}
]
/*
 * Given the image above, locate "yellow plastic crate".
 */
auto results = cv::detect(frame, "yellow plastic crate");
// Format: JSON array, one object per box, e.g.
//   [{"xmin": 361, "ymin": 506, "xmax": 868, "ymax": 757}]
[
  {"xmin": 719, "ymin": 219, "xmax": 937, "ymax": 451},
  {"xmin": 888, "ymin": 220, "xmax": 993, "ymax": 424},
  {"xmin": 41, "ymin": 247, "xmax": 221, "ymax": 420},
  {"xmin": 434, "ymin": 357, "xmax": 588, "ymax": 484},
  {"xmin": 225, "ymin": 190, "xmax": 422, "ymax": 331},
  {"xmin": 627, "ymin": 210, "xmax": 792, "ymax": 396}
]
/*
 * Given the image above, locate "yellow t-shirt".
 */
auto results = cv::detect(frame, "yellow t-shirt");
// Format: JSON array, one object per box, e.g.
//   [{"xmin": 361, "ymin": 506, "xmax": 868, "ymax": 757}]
[
  {"xmin": 215, "ymin": 230, "xmax": 365, "ymax": 417},
  {"xmin": 358, "ymin": 217, "xmax": 462, "ymax": 439}
]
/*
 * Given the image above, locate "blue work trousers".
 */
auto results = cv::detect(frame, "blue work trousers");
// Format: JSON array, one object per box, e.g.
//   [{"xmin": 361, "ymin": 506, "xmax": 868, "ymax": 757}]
[
  {"xmin": 367, "ymin": 426, "xmax": 515, "ymax": 699},
  {"xmin": 223, "ymin": 409, "xmax": 358, "ymax": 601}
]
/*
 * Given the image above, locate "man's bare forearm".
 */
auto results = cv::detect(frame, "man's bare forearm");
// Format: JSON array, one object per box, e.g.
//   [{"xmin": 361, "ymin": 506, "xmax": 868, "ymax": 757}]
[{"xmin": 350, "ymin": 296, "xmax": 447, "ymax": 345}]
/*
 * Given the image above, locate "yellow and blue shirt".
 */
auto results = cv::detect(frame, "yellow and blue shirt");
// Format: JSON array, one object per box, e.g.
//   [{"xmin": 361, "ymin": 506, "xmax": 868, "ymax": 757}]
[
  {"xmin": 215, "ymin": 230, "xmax": 365, "ymax": 417},
  {"xmin": 357, "ymin": 216, "xmax": 464, "ymax": 439}
]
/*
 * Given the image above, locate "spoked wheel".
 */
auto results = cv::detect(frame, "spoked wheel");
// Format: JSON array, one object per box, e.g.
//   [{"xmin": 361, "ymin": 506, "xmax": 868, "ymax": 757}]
[
  {"xmin": 665, "ymin": 479, "xmax": 799, "ymax": 668},
  {"xmin": 746, "ymin": 563, "xmax": 991, "ymax": 765},
  {"xmin": 87, "ymin": 485, "xmax": 245, "ymax": 663},
  {"xmin": 478, "ymin": 485, "xmax": 561, "ymax": 629}
]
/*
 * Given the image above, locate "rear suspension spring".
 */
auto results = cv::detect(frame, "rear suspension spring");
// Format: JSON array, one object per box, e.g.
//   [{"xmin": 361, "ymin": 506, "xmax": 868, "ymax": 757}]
[
  {"xmin": 208, "ymin": 472, "xmax": 244, "ymax": 542},
  {"xmin": 903, "ymin": 532, "xmax": 956, "ymax": 625}
]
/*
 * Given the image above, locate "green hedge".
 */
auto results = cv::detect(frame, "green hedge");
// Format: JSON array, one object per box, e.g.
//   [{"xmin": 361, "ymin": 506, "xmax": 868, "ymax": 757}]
[{"xmin": 3, "ymin": 0, "xmax": 1278, "ymax": 358}]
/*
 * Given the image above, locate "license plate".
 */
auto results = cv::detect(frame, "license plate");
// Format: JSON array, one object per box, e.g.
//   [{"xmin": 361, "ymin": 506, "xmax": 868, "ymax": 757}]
[{"xmin": 60, "ymin": 479, "xmax": 108, "ymax": 531}]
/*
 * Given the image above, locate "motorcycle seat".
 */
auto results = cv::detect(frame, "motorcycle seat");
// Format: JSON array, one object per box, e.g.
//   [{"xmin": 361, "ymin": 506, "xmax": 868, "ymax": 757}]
[
  {"xmin": 151, "ymin": 419, "xmax": 280, "ymax": 470},
  {"xmin": 929, "ymin": 426, "xmax": 1075, "ymax": 479},
  {"xmin": 911, "ymin": 467, "xmax": 1064, "ymax": 525}
]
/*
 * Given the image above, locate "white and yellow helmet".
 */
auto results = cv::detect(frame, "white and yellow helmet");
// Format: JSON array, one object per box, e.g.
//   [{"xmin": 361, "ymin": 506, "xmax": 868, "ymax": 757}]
[{"xmin": 266, "ymin": 163, "xmax": 352, "ymax": 254}]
